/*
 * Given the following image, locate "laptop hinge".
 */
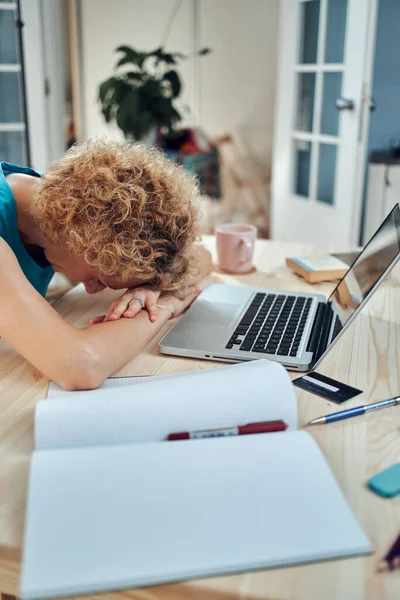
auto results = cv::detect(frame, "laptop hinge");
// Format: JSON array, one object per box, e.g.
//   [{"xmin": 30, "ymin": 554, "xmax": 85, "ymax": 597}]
[
  {"xmin": 306, "ymin": 302, "xmax": 328, "ymax": 359},
  {"xmin": 314, "ymin": 301, "xmax": 334, "ymax": 361}
]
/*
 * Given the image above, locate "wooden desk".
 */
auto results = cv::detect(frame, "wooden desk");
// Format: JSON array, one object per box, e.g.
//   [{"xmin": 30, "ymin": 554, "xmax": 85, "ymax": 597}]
[{"xmin": 1, "ymin": 237, "xmax": 399, "ymax": 600}]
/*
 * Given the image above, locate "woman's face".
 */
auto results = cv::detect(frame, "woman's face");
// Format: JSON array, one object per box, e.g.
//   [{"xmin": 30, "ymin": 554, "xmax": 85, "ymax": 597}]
[{"xmin": 44, "ymin": 246, "xmax": 142, "ymax": 294}]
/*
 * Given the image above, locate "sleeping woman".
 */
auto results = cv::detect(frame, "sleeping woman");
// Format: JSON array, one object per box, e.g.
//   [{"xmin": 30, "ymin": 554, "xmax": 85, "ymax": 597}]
[{"xmin": 0, "ymin": 139, "xmax": 211, "ymax": 390}]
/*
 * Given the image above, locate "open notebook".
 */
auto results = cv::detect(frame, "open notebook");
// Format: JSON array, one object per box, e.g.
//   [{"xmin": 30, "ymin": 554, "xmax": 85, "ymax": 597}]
[{"xmin": 21, "ymin": 360, "xmax": 371, "ymax": 600}]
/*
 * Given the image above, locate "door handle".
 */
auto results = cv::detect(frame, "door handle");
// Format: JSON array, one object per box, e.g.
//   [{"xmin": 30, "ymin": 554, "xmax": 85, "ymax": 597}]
[{"xmin": 335, "ymin": 97, "xmax": 355, "ymax": 111}]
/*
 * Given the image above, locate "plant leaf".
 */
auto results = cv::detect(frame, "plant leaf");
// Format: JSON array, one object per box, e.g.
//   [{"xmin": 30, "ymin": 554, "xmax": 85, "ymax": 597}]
[
  {"xmin": 151, "ymin": 96, "xmax": 173, "ymax": 119},
  {"xmin": 116, "ymin": 87, "xmax": 157, "ymax": 140},
  {"xmin": 115, "ymin": 45, "xmax": 150, "ymax": 69},
  {"xmin": 115, "ymin": 45, "xmax": 138, "ymax": 67},
  {"xmin": 162, "ymin": 70, "xmax": 181, "ymax": 98},
  {"xmin": 112, "ymin": 79, "xmax": 133, "ymax": 104},
  {"xmin": 199, "ymin": 47, "xmax": 212, "ymax": 56},
  {"xmin": 140, "ymin": 78, "xmax": 164, "ymax": 101},
  {"xmin": 116, "ymin": 88, "xmax": 140, "ymax": 137},
  {"xmin": 154, "ymin": 50, "xmax": 177, "ymax": 66},
  {"xmin": 115, "ymin": 55, "xmax": 132, "ymax": 68},
  {"xmin": 136, "ymin": 110, "xmax": 154, "ymax": 139},
  {"xmin": 153, "ymin": 99, "xmax": 182, "ymax": 132},
  {"xmin": 148, "ymin": 46, "xmax": 164, "ymax": 57},
  {"xmin": 98, "ymin": 77, "xmax": 122, "ymax": 122},
  {"xmin": 115, "ymin": 44, "xmax": 138, "ymax": 55},
  {"xmin": 169, "ymin": 106, "xmax": 182, "ymax": 122},
  {"xmin": 98, "ymin": 77, "xmax": 114, "ymax": 103},
  {"xmin": 125, "ymin": 71, "xmax": 144, "ymax": 82},
  {"xmin": 171, "ymin": 52, "xmax": 186, "ymax": 59}
]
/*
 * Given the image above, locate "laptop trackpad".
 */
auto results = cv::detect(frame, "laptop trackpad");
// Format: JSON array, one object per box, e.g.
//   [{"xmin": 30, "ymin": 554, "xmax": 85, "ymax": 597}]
[{"xmin": 190, "ymin": 302, "xmax": 241, "ymax": 326}]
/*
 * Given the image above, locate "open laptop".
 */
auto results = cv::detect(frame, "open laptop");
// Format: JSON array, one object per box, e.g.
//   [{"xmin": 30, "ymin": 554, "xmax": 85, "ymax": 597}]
[{"xmin": 160, "ymin": 204, "xmax": 400, "ymax": 371}]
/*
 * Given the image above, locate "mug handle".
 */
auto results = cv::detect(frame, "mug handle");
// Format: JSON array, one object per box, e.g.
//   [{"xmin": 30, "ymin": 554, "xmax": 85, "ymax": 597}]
[{"xmin": 239, "ymin": 238, "xmax": 253, "ymax": 263}]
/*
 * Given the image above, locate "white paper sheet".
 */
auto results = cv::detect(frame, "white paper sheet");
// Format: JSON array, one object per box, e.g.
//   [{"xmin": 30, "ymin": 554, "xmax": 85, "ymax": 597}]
[
  {"xmin": 47, "ymin": 373, "xmax": 177, "ymax": 398},
  {"xmin": 21, "ymin": 431, "xmax": 372, "ymax": 600},
  {"xmin": 36, "ymin": 360, "xmax": 297, "ymax": 450}
]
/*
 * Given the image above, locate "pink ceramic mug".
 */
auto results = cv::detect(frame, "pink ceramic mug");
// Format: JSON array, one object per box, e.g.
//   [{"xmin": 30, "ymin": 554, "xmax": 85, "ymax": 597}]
[{"xmin": 215, "ymin": 223, "xmax": 257, "ymax": 274}]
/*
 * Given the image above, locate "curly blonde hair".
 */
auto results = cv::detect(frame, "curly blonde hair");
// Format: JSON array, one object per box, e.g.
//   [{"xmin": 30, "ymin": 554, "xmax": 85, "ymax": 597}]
[{"xmin": 32, "ymin": 138, "xmax": 200, "ymax": 290}]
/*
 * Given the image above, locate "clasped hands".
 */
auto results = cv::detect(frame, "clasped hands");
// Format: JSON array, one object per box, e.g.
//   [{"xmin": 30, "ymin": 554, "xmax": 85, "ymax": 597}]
[
  {"xmin": 89, "ymin": 285, "xmax": 200, "ymax": 325},
  {"xmin": 90, "ymin": 245, "xmax": 212, "ymax": 325}
]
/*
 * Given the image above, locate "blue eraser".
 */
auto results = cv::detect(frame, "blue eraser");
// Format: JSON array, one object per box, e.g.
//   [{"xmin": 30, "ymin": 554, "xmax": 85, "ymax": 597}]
[{"xmin": 368, "ymin": 463, "xmax": 400, "ymax": 498}]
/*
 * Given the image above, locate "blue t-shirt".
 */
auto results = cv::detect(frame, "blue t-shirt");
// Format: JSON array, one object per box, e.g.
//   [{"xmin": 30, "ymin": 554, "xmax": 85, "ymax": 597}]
[{"xmin": 0, "ymin": 162, "xmax": 54, "ymax": 297}]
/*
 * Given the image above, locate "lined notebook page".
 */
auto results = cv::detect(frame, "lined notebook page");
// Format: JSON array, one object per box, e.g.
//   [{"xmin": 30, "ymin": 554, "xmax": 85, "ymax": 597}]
[
  {"xmin": 36, "ymin": 360, "xmax": 297, "ymax": 450},
  {"xmin": 47, "ymin": 373, "xmax": 181, "ymax": 398},
  {"xmin": 21, "ymin": 431, "xmax": 372, "ymax": 600}
]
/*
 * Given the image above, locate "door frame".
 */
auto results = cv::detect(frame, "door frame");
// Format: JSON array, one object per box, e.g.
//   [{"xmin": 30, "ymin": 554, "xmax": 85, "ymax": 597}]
[
  {"xmin": 19, "ymin": 0, "xmax": 66, "ymax": 171},
  {"xmin": 352, "ymin": 0, "xmax": 378, "ymax": 245},
  {"xmin": 271, "ymin": 0, "xmax": 379, "ymax": 246}
]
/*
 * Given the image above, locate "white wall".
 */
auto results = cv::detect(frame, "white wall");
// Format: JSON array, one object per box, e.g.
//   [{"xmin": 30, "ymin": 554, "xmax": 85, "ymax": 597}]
[
  {"xmin": 79, "ymin": 0, "xmax": 278, "ymax": 166},
  {"xmin": 199, "ymin": 0, "xmax": 278, "ymax": 166}
]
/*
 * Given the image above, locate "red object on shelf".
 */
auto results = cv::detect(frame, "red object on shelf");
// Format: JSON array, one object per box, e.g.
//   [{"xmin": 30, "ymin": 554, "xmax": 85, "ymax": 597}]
[{"xmin": 179, "ymin": 142, "xmax": 198, "ymax": 154}]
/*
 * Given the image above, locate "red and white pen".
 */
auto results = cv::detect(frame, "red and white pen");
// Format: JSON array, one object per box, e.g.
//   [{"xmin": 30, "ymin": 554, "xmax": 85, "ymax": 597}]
[{"xmin": 167, "ymin": 420, "xmax": 287, "ymax": 441}]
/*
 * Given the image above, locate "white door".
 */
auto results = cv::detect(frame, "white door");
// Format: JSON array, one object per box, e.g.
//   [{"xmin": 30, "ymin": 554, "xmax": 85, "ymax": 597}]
[{"xmin": 271, "ymin": 0, "xmax": 377, "ymax": 246}]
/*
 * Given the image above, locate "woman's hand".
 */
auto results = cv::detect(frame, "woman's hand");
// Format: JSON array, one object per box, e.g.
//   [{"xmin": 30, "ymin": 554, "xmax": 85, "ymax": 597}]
[
  {"xmin": 90, "ymin": 288, "xmax": 161, "ymax": 325},
  {"xmin": 189, "ymin": 244, "xmax": 213, "ymax": 284},
  {"xmin": 157, "ymin": 286, "xmax": 201, "ymax": 318},
  {"xmin": 90, "ymin": 285, "xmax": 201, "ymax": 325}
]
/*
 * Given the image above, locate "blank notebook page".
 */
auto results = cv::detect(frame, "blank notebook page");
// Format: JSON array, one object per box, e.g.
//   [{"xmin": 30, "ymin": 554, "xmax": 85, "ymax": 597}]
[
  {"xmin": 21, "ymin": 431, "xmax": 371, "ymax": 600},
  {"xmin": 37, "ymin": 360, "xmax": 297, "ymax": 450}
]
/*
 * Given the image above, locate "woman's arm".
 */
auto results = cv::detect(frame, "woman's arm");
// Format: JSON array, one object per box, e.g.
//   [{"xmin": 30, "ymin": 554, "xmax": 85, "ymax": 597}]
[
  {"xmin": 188, "ymin": 243, "xmax": 213, "ymax": 285},
  {"xmin": 0, "ymin": 239, "xmax": 197, "ymax": 390}
]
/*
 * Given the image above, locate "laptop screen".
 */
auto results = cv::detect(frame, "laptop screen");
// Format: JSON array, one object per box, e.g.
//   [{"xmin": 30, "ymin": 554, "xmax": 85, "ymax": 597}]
[{"xmin": 328, "ymin": 203, "xmax": 400, "ymax": 341}]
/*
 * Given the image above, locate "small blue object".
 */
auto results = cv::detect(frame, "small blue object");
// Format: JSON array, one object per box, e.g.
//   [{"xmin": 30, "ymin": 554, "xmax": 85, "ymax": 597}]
[
  {"xmin": 323, "ymin": 396, "xmax": 400, "ymax": 423},
  {"xmin": 368, "ymin": 463, "xmax": 400, "ymax": 498},
  {"xmin": 325, "ymin": 406, "xmax": 365, "ymax": 422},
  {"xmin": 291, "ymin": 258, "xmax": 313, "ymax": 271}
]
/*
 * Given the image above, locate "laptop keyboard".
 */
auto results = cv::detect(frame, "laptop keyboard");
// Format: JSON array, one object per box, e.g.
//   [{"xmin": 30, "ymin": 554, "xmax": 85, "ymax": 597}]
[{"xmin": 225, "ymin": 292, "xmax": 312, "ymax": 356}]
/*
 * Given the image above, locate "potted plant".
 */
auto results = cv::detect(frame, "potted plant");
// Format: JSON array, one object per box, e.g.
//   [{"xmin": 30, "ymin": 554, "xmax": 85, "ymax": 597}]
[{"xmin": 98, "ymin": 45, "xmax": 210, "ymax": 142}]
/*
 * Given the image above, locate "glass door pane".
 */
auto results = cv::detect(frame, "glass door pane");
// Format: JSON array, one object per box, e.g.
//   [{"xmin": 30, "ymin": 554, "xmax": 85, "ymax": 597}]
[
  {"xmin": 0, "ymin": 9, "xmax": 18, "ymax": 63},
  {"xmin": 325, "ymin": 0, "xmax": 348, "ymax": 63},
  {"xmin": 294, "ymin": 2, "xmax": 319, "ymax": 200},
  {"xmin": 296, "ymin": 73, "xmax": 316, "ymax": 131},
  {"xmin": 293, "ymin": 140, "xmax": 312, "ymax": 197},
  {"xmin": 0, "ymin": 131, "xmax": 26, "ymax": 163},
  {"xmin": 320, "ymin": 72, "xmax": 342, "ymax": 135},
  {"xmin": 317, "ymin": 143, "xmax": 337, "ymax": 204},
  {"xmin": 298, "ymin": 0, "xmax": 320, "ymax": 64},
  {"xmin": 0, "ymin": 72, "xmax": 23, "ymax": 122},
  {"xmin": 292, "ymin": 0, "xmax": 349, "ymax": 205},
  {"xmin": 0, "ymin": 3, "xmax": 28, "ymax": 165}
]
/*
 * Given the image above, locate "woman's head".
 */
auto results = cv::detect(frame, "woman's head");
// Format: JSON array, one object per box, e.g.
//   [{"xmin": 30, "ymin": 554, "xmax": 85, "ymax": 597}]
[{"xmin": 32, "ymin": 139, "xmax": 200, "ymax": 292}]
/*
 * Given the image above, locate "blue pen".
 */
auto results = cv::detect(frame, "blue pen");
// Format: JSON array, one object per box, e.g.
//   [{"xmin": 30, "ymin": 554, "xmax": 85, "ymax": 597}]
[{"xmin": 307, "ymin": 396, "xmax": 400, "ymax": 426}]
